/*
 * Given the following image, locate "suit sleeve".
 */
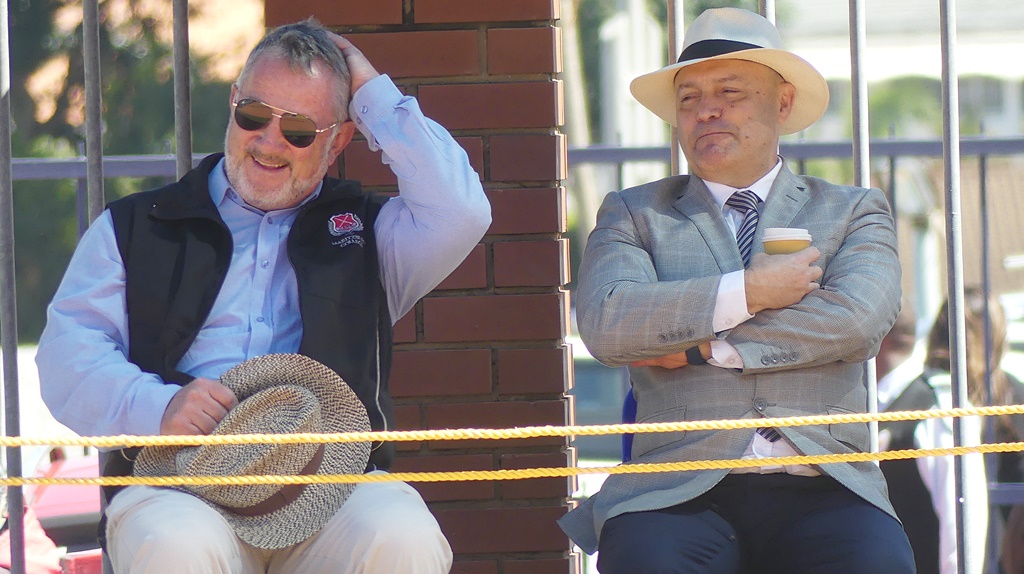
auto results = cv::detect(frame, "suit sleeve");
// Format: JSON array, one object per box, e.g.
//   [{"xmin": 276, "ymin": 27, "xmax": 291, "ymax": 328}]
[
  {"xmin": 575, "ymin": 190, "xmax": 721, "ymax": 367},
  {"xmin": 725, "ymin": 186, "xmax": 901, "ymax": 372}
]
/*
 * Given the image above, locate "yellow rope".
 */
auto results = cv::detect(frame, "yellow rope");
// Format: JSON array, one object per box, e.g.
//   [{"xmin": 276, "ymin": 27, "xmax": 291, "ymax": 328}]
[
  {"xmin": 6, "ymin": 441, "xmax": 1024, "ymax": 488},
  {"xmin": 3, "ymin": 403, "xmax": 1023, "ymax": 449}
]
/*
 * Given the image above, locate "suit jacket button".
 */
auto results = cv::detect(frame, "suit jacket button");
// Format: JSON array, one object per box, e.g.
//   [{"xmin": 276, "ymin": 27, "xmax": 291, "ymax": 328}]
[
  {"xmin": 790, "ymin": 352, "xmax": 799, "ymax": 360},
  {"xmin": 761, "ymin": 355, "xmax": 770, "ymax": 365},
  {"xmin": 754, "ymin": 398, "xmax": 767, "ymax": 411},
  {"xmin": 658, "ymin": 334, "xmax": 667, "ymax": 342},
  {"xmin": 770, "ymin": 353, "xmax": 780, "ymax": 364},
  {"xmin": 686, "ymin": 328, "xmax": 694, "ymax": 337}
]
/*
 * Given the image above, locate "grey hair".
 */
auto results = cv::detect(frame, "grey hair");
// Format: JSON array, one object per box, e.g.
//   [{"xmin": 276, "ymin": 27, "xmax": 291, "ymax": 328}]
[{"xmin": 237, "ymin": 18, "xmax": 351, "ymax": 120}]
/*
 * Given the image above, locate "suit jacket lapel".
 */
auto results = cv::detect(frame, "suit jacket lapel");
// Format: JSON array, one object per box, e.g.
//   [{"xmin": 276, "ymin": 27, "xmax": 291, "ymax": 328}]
[
  {"xmin": 672, "ymin": 176, "xmax": 743, "ymax": 272},
  {"xmin": 756, "ymin": 163, "xmax": 810, "ymax": 244}
]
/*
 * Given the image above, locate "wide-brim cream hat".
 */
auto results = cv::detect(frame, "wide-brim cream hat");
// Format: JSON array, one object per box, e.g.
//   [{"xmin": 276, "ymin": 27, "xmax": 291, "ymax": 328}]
[
  {"xmin": 629, "ymin": 7, "xmax": 829, "ymax": 135},
  {"xmin": 133, "ymin": 354, "xmax": 371, "ymax": 550}
]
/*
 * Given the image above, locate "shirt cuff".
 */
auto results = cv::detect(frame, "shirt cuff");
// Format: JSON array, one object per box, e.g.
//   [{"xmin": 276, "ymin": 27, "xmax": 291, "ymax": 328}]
[
  {"xmin": 133, "ymin": 380, "xmax": 183, "ymax": 438},
  {"xmin": 349, "ymin": 74, "xmax": 404, "ymax": 149},
  {"xmin": 713, "ymin": 270, "xmax": 754, "ymax": 332},
  {"xmin": 708, "ymin": 339, "xmax": 744, "ymax": 369}
]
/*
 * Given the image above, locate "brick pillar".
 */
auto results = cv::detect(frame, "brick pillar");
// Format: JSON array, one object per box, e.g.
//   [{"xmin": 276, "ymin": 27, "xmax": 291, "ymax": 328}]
[{"xmin": 265, "ymin": 3, "xmax": 574, "ymax": 573}]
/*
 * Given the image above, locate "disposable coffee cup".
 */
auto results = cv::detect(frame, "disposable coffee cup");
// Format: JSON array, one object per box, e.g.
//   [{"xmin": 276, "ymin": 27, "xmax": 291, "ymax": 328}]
[{"xmin": 762, "ymin": 228, "xmax": 812, "ymax": 255}]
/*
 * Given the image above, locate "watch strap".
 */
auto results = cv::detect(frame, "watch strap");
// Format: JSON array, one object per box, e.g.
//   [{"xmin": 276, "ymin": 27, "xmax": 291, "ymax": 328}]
[{"xmin": 685, "ymin": 345, "xmax": 706, "ymax": 365}]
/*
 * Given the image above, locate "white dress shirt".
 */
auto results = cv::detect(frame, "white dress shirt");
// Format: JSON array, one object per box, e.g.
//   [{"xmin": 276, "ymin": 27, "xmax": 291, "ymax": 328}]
[{"xmin": 696, "ymin": 160, "xmax": 818, "ymax": 475}]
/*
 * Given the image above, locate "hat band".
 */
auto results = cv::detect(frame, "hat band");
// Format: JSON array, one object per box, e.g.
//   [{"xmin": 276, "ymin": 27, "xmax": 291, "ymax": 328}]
[
  {"xmin": 230, "ymin": 444, "xmax": 326, "ymax": 518},
  {"xmin": 677, "ymin": 39, "xmax": 762, "ymax": 64}
]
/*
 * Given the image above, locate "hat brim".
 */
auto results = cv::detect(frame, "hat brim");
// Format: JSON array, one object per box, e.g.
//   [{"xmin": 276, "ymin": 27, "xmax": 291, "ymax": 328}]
[
  {"xmin": 134, "ymin": 354, "xmax": 371, "ymax": 549},
  {"xmin": 629, "ymin": 48, "xmax": 829, "ymax": 135}
]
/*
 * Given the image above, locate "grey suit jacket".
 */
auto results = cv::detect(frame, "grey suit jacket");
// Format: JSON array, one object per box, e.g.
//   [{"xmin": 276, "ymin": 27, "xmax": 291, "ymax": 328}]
[{"xmin": 559, "ymin": 163, "xmax": 902, "ymax": 554}]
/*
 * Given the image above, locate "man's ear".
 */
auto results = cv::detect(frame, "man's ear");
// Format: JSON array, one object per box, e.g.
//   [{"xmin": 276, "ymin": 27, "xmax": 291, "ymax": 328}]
[
  {"xmin": 329, "ymin": 120, "xmax": 357, "ymax": 161},
  {"xmin": 777, "ymin": 81, "xmax": 796, "ymax": 123}
]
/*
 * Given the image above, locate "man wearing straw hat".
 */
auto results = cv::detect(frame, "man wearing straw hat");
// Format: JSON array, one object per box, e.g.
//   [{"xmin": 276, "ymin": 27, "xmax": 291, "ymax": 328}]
[
  {"xmin": 561, "ymin": 7, "xmax": 914, "ymax": 573},
  {"xmin": 36, "ymin": 18, "xmax": 490, "ymax": 574}
]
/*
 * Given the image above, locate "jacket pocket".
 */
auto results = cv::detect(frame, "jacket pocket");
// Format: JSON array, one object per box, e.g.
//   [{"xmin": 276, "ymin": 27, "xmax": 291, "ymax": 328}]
[
  {"xmin": 826, "ymin": 405, "xmax": 868, "ymax": 452},
  {"xmin": 631, "ymin": 405, "xmax": 688, "ymax": 459}
]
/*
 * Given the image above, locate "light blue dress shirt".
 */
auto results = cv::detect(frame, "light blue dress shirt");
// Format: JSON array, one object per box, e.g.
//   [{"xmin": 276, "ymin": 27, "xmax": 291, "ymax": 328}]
[{"xmin": 36, "ymin": 75, "xmax": 491, "ymax": 441}]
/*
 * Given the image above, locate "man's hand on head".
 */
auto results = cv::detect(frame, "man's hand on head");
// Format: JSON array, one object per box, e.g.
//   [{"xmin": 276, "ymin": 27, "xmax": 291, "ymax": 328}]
[
  {"xmin": 744, "ymin": 247, "xmax": 822, "ymax": 314},
  {"xmin": 160, "ymin": 377, "xmax": 239, "ymax": 435},
  {"xmin": 327, "ymin": 33, "xmax": 381, "ymax": 96}
]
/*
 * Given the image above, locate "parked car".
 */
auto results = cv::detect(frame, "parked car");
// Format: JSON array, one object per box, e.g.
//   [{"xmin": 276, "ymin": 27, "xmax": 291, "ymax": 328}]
[{"xmin": 25, "ymin": 450, "xmax": 101, "ymax": 553}]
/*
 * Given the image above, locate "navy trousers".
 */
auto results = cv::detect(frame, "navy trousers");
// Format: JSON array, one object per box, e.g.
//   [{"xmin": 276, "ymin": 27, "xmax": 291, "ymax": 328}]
[{"xmin": 596, "ymin": 473, "xmax": 916, "ymax": 574}]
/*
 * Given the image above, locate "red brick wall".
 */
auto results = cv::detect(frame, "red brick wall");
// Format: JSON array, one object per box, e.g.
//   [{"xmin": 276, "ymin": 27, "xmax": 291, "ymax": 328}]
[{"xmin": 265, "ymin": 2, "xmax": 575, "ymax": 572}]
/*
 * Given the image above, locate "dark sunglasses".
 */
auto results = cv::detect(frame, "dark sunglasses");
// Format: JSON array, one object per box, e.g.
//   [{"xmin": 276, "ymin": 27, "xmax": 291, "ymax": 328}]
[{"xmin": 231, "ymin": 98, "xmax": 341, "ymax": 148}]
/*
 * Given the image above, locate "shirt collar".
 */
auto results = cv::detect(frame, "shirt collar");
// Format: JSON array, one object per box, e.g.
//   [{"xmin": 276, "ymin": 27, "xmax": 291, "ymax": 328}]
[
  {"xmin": 207, "ymin": 157, "xmax": 325, "ymax": 214},
  {"xmin": 702, "ymin": 157, "xmax": 783, "ymax": 210},
  {"xmin": 208, "ymin": 158, "xmax": 231, "ymax": 207}
]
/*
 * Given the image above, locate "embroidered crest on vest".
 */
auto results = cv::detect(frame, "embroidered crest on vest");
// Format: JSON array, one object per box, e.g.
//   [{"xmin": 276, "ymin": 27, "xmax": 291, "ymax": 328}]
[{"xmin": 329, "ymin": 212, "xmax": 365, "ymax": 248}]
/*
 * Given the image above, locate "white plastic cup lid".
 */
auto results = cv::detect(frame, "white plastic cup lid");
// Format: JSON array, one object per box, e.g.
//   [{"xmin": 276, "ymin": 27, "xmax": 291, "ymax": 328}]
[{"xmin": 762, "ymin": 227, "xmax": 812, "ymax": 241}]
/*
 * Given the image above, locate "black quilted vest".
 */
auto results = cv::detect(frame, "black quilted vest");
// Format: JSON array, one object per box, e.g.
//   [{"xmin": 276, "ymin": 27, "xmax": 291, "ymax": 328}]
[{"xmin": 102, "ymin": 154, "xmax": 395, "ymax": 501}]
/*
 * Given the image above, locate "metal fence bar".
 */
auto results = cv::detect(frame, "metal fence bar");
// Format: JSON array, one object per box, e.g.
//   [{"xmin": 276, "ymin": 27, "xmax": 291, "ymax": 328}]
[
  {"xmin": 11, "ymin": 154, "xmax": 209, "ymax": 180},
  {"xmin": 791, "ymin": 137, "xmax": 1024, "ymax": 157},
  {"xmin": 75, "ymin": 143, "xmax": 88, "ymax": 237},
  {"xmin": 849, "ymin": 0, "xmax": 870, "ymax": 187},
  {"xmin": 848, "ymin": 0, "xmax": 880, "ymax": 454},
  {"xmin": 81, "ymin": 5, "xmax": 112, "ymax": 572},
  {"xmin": 980, "ymin": 147, "xmax": 994, "ymax": 429},
  {"xmin": 172, "ymin": 0, "xmax": 192, "ymax": 178},
  {"xmin": 980, "ymin": 141, "xmax": 1001, "ymax": 573},
  {"xmin": 83, "ymin": 0, "xmax": 104, "ymax": 223},
  {"xmin": 0, "ymin": 0, "xmax": 26, "ymax": 571},
  {"xmin": 565, "ymin": 137, "xmax": 1024, "ymax": 166},
  {"xmin": 939, "ymin": 0, "xmax": 972, "ymax": 572},
  {"xmin": 886, "ymin": 125, "xmax": 898, "ymax": 235},
  {"xmin": 990, "ymin": 483, "xmax": 1024, "ymax": 506},
  {"xmin": 6, "ymin": 138, "xmax": 1024, "ymax": 185},
  {"xmin": 667, "ymin": 0, "xmax": 683, "ymax": 176}
]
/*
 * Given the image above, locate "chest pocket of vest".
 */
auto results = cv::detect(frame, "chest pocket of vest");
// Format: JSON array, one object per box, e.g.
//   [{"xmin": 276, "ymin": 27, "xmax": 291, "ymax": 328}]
[{"xmin": 294, "ymin": 233, "xmax": 377, "ymax": 306}]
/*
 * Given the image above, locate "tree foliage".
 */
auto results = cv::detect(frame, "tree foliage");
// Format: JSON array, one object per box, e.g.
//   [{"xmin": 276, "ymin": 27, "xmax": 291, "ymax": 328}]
[{"xmin": 7, "ymin": 1, "xmax": 234, "ymax": 342}]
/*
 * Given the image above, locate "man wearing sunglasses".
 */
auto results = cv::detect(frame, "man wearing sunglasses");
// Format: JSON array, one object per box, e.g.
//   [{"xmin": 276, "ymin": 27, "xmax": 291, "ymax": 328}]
[{"xmin": 37, "ymin": 18, "xmax": 490, "ymax": 574}]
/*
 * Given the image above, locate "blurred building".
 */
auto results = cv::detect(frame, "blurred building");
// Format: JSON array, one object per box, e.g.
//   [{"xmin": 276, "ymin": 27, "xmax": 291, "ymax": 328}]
[
  {"xmin": 782, "ymin": 0, "xmax": 1024, "ymax": 136},
  {"xmin": 596, "ymin": 0, "xmax": 670, "ymax": 189},
  {"xmin": 778, "ymin": 0, "xmax": 1024, "ymax": 320}
]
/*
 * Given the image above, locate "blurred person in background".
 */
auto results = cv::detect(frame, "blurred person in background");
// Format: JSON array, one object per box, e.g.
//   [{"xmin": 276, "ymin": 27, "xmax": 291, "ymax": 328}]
[{"xmin": 879, "ymin": 286, "xmax": 1024, "ymax": 573}]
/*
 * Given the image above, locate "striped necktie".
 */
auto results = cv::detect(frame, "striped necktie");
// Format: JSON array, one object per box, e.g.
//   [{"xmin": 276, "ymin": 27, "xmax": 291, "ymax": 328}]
[
  {"xmin": 724, "ymin": 190, "xmax": 780, "ymax": 442},
  {"xmin": 725, "ymin": 190, "xmax": 760, "ymax": 268}
]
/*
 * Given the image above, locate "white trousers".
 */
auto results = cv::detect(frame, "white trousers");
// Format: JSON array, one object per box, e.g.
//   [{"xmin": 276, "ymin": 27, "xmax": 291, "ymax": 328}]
[{"xmin": 105, "ymin": 473, "xmax": 452, "ymax": 574}]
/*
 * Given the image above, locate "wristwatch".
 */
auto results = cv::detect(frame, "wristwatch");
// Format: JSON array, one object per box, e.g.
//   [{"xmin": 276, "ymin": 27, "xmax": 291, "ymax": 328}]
[{"xmin": 685, "ymin": 345, "xmax": 706, "ymax": 365}]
